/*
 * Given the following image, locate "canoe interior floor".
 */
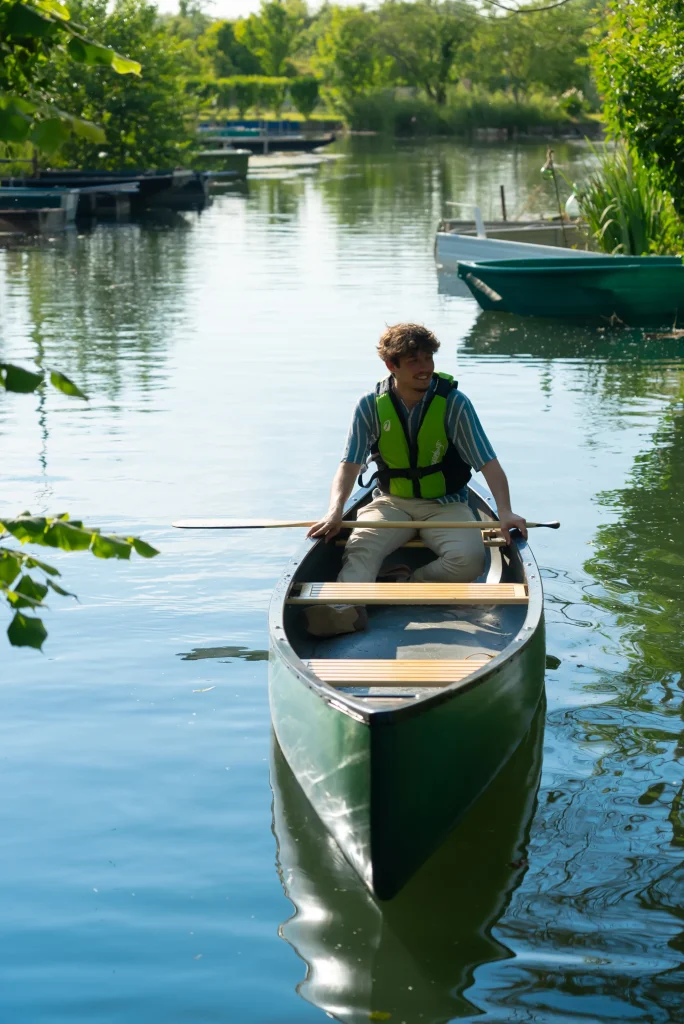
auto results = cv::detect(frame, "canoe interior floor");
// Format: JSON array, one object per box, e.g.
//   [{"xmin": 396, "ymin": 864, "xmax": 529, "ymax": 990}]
[{"xmin": 290, "ymin": 544, "xmax": 526, "ymax": 707}]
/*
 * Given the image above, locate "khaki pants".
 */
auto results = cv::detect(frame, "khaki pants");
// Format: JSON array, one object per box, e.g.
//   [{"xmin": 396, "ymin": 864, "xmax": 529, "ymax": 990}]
[{"xmin": 306, "ymin": 494, "xmax": 486, "ymax": 636}]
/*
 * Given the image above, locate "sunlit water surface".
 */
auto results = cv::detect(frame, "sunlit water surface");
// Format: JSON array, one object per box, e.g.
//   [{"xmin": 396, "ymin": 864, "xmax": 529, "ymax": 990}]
[{"xmin": 1, "ymin": 139, "xmax": 682, "ymax": 1023}]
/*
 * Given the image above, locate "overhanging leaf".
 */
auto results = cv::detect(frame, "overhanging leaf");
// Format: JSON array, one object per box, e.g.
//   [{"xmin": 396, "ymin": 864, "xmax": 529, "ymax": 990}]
[
  {"xmin": 111, "ymin": 53, "xmax": 142, "ymax": 76},
  {"xmin": 132, "ymin": 538, "xmax": 159, "ymax": 558},
  {"xmin": 64, "ymin": 114, "xmax": 105, "ymax": 143},
  {"xmin": 7, "ymin": 611, "xmax": 47, "ymax": 649},
  {"xmin": 0, "ymin": 551, "xmax": 22, "ymax": 586},
  {"xmin": 4, "ymin": 585, "xmax": 44, "ymax": 610},
  {"xmin": 91, "ymin": 533, "xmax": 131, "ymax": 559},
  {"xmin": 0, "ymin": 516, "xmax": 49, "ymax": 543},
  {"xmin": 6, "ymin": 3, "xmax": 62, "ymax": 40},
  {"xmin": 42, "ymin": 521, "xmax": 93, "ymax": 551},
  {"xmin": 67, "ymin": 36, "xmax": 141, "ymax": 76},
  {"xmin": 46, "ymin": 577, "xmax": 76, "ymax": 598},
  {"xmin": 23, "ymin": 554, "xmax": 60, "ymax": 576},
  {"xmin": 50, "ymin": 370, "xmax": 88, "ymax": 400},
  {"xmin": 0, "ymin": 105, "xmax": 32, "ymax": 143},
  {"xmin": 31, "ymin": 117, "xmax": 71, "ymax": 153},
  {"xmin": 0, "ymin": 363, "xmax": 44, "ymax": 393},
  {"xmin": 33, "ymin": 0, "xmax": 70, "ymax": 20},
  {"xmin": 14, "ymin": 574, "xmax": 49, "ymax": 603}
]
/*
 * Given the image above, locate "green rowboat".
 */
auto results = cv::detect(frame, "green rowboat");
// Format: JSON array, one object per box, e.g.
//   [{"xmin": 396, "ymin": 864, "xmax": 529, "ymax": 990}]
[
  {"xmin": 457, "ymin": 255, "xmax": 684, "ymax": 321},
  {"xmin": 268, "ymin": 482, "xmax": 545, "ymax": 900}
]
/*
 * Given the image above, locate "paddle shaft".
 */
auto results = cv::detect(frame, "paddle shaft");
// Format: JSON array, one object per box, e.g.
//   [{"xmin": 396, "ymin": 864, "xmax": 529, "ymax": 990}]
[{"xmin": 173, "ymin": 518, "xmax": 560, "ymax": 531}]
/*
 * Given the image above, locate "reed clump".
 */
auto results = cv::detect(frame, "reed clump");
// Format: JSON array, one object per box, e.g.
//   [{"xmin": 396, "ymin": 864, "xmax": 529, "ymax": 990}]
[{"xmin": 574, "ymin": 145, "xmax": 684, "ymax": 256}]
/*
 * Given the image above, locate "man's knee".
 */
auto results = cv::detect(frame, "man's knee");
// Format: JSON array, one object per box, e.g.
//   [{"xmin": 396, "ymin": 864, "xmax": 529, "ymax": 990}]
[{"xmin": 441, "ymin": 543, "xmax": 486, "ymax": 581}]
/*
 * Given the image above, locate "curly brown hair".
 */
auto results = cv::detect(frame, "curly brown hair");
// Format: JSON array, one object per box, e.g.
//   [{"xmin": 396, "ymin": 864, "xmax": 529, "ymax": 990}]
[{"xmin": 377, "ymin": 323, "xmax": 440, "ymax": 366}]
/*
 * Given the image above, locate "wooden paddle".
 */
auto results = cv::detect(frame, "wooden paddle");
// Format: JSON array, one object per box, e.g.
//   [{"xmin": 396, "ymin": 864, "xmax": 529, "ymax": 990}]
[{"xmin": 173, "ymin": 518, "xmax": 560, "ymax": 531}]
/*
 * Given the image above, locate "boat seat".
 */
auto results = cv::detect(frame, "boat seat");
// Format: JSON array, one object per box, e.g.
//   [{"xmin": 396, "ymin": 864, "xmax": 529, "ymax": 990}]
[
  {"xmin": 288, "ymin": 582, "xmax": 527, "ymax": 605},
  {"xmin": 305, "ymin": 656, "xmax": 492, "ymax": 687}
]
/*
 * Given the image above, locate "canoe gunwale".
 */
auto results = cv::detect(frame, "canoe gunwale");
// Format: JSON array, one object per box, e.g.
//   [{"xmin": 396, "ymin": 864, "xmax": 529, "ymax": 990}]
[{"xmin": 268, "ymin": 480, "xmax": 544, "ymax": 726}]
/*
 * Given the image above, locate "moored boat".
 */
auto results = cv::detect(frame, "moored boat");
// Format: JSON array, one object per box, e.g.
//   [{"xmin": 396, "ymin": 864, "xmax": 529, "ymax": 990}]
[
  {"xmin": 268, "ymin": 481, "xmax": 545, "ymax": 899},
  {"xmin": 435, "ymin": 202, "xmax": 600, "ymax": 267},
  {"xmin": 457, "ymin": 255, "xmax": 684, "ymax": 320}
]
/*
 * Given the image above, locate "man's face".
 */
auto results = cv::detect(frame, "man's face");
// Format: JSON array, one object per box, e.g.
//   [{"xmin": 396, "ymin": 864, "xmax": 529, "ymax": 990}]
[{"xmin": 386, "ymin": 349, "xmax": 434, "ymax": 393}]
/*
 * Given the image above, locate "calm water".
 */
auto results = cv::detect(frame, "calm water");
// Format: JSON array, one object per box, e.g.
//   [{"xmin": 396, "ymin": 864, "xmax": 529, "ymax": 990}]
[{"xmin": 1, "ymin": 139, "xmax": 682, "ymax": 1023}]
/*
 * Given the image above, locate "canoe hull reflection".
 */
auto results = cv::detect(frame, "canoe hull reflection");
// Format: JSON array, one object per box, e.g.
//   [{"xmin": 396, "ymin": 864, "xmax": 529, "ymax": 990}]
[
  {"xmin": 271, "ymin": 703, "xmax": 545, "ymax": 1022},
  {"xmin": 268, "ymin": 483, "xmax": 545, "ymax": 899}
]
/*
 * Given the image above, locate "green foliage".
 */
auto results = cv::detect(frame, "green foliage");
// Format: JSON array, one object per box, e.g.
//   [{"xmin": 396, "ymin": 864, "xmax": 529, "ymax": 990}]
[
  {"xmin": 344, "ymin": 87, "xmax": 571, "ymax": 137},
  {"xmin": 0, "ymin": 513, "xmax": 159, "ymax": 649},
  {"xmin": 205, "ymin": 20, "xmax": 263, "ymax": 77},
  {"xmin": 1, "ymin": 359, "xmax": 158, "ymax": 650},
  {"xmin": 314, "ymin": 5, "xmax": 390, "ymax": 111},
  {"xmin": 0, "ymin": 0, "xmax": 140, "ymax": 152},
  {"xmin": 289, "ymin": 75, "xmax": 319, "ymax": 118},
  {"xmin": 573, "ymin": 144, "xmax": 684, "ymax": 256},
  {"xmin": 374, "ymin": 0, "xmax": 474, "ymax": 105},
  {"xmin": 235, "ymin": 0, "xmax": 304, "ymax": 78},
  {"xmin": 589, "ymin": 0, "xmax": 684, "ymax": 215},
  {"xmin": 51, "ymin": 0, "xmax": 197, "ymax": 170},
  {"xmin": 469, "ymin": 0, "xmax": 596, "ymax": 101},
  {"xmin": 257, "ymin": 76, "xmax": 287, "ymax": 115},
  {"xmin": 214, "ymin": 75, "xmax": 289, "ymax": 116}
]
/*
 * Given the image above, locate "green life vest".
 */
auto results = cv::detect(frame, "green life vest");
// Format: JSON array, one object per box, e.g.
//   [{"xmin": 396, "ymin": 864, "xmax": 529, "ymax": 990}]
[{"xmin": 370, "ymin": 372, "xmax": 472, "ymax": 499}]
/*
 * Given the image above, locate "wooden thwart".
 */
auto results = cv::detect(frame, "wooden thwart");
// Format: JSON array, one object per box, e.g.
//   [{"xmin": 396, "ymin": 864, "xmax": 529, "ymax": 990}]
[
  {"xmin": 305, "ymin": 656, "xmax": 492, "ymax": 687},
  {"xmin": 289, "ymin": 582, "xmax": 528, "ymax": 606}
]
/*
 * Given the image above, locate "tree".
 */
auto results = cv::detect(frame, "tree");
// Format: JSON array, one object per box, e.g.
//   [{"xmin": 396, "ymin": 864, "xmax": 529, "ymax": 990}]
[
  {"xmin": 52, "ymin": 0, "xmax": 196, "ymax": 170},
  {"xmin": 201, "ymin": 20, "xmax": 263, "ymax": 77},
  {"xmin": 374, "ymin": 0, "xmax": 475, "ymax": 105},
  {"xmin": 289, "ymin": 75, "xmax": 319, "ymax": 118},
  {"xmin": 314, "ymin": 5, "xmax": 390, "ymax": 109},
  {"xmin": 589, "ymin": 0, "xmax": 684, "ymax": 215},
  {"xmin": 0, "ymin": 0, "xmax": 140, "ymax": 154},
  {"xmin": 469, "ymin": 2, "xmax": 594, "ymax": 101},
  {"xmin": 235, "ymin": 0, "xmax": 304, "ymax": 78}
]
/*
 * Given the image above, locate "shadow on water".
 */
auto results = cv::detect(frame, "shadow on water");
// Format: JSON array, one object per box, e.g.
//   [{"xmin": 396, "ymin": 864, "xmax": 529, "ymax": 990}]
[
  {"xmin": 270, "ymin": 703, "xmax": 545, "ymax": 1023},
  {"xmin": 177, "ymin": 644, "xmax": 268, "ymax": 662}
]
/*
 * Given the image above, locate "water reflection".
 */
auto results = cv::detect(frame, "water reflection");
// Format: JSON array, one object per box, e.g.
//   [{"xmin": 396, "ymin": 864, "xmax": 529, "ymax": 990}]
[
  {"xmin": 271, "ymin": 705, "xmax": 544, "ymax": 1023},
  {"xmin": 1, "ymin": 222, "xmax": 192, "ymax": 402}
]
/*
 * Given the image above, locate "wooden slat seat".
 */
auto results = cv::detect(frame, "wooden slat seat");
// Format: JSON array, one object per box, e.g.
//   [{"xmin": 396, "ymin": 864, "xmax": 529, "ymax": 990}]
[
  {"xmin": 305, "ymin": 656, "xmax": 492, "ymax": 687},
  {"xmin": 288, "ymin": 582, "xmax": 527, "ymax": 605}
]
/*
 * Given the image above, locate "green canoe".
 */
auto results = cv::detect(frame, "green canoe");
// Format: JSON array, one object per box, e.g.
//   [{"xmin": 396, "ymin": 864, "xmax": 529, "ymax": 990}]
[
  {"xmin": 271, "ymin": 705, "xmax": 544, "ymax": 1018},
  {"xmin": 268, "ymin": 482, "xmax": 545, "ymax": 900},
  {"xmin": 457, "ymin": 255, "xmax": 684, "ymax": 320}
]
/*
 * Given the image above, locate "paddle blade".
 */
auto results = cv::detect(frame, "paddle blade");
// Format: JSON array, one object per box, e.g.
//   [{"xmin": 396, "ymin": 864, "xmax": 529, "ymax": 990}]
[{"xmin": 172, "ymin": 519, "xmax": 313, "ymax": 529}]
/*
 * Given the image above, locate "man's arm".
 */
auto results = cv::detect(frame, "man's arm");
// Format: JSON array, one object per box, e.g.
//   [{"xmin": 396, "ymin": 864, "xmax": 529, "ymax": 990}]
[
  {"xmin": 307, "ymin": 461, "xmax": 361, "ymax": 541},
  {"xmin": 480, "ymin": 458, "xmax": 527, "ymax": 543}
]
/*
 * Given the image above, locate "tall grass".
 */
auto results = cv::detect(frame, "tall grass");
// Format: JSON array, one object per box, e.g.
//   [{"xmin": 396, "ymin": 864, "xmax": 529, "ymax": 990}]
[
  {"xmin": 574, "ymin": 145, "xmax": 684, "ymax": 255},
  {"xmin": 344, "ymin": 88, "xmax": 573, "ymax": 136}
]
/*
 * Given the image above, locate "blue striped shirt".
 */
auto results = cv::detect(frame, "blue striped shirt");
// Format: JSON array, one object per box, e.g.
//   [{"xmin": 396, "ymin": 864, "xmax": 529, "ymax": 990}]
[{"xmin": 342, "ymin": 376, "xmax": 496, "ymax": 505}]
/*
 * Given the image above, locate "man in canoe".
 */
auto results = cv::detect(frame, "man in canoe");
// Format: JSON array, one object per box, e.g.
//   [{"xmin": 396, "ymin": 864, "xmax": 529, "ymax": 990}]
[{"xmin": 306, "ymin": 322, "xmax": 527, "ymax": 636}]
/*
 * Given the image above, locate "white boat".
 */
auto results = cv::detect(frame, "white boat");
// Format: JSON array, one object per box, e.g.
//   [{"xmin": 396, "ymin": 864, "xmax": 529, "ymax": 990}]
[{"xmin": 435, "ymin": 202, "xmax": 600, "ymax": 267}]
